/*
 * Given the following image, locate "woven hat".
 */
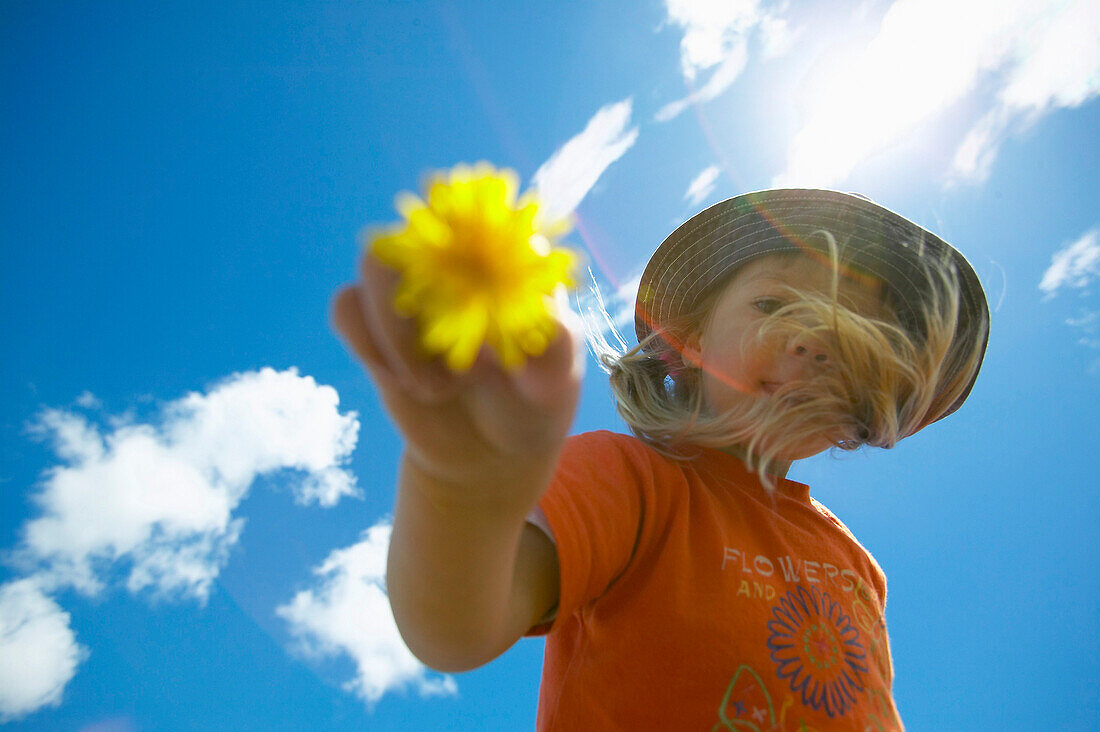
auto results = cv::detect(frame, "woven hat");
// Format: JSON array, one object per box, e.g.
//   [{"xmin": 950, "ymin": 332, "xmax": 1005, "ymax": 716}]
[{"xmin": 635, "ymin": 188, "xmax": 990, "ymax": 424}]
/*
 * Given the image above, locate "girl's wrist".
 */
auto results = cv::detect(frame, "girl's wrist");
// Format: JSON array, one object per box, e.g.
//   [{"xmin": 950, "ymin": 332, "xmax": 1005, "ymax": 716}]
[{"xmin": 400, "ymin": 450, "xmax": 554, "ymax": 519}]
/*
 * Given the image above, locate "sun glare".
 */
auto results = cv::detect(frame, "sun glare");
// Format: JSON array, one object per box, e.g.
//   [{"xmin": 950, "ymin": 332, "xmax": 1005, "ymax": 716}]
[{"xmin": 776, "ymin": 0, "xmax": 1039, "ymax": 187}]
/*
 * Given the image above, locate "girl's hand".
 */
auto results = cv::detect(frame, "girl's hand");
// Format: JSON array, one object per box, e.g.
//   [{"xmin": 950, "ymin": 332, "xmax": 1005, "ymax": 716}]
[{"xmin": 331, "ymin": 252, "xmax": 583, "ymax": 510}]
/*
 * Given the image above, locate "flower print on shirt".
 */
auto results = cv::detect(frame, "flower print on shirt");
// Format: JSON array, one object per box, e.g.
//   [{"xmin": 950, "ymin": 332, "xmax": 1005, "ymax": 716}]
[{"xmin": 766, "ymin": 584, "xmax": 869, "ymax": 718}]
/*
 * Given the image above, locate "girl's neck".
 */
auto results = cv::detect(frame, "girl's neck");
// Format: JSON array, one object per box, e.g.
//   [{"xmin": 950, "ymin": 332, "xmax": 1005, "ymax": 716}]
[{"xmin": 717, "ymin": 442, "xmax": 792, "ymax": 480}]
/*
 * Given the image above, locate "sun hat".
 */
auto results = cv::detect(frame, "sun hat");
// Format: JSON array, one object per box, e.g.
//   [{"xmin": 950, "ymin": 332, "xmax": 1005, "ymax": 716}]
[{"xmin": 635, "ymin": 188, "xmax": 990, "ymax": 423}]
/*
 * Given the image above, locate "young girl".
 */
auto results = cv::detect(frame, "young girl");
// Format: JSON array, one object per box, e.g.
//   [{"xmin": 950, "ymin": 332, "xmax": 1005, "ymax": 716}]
[{"xmin": 332, "ymin": 188, "xmax": 989, "ymax": 730}]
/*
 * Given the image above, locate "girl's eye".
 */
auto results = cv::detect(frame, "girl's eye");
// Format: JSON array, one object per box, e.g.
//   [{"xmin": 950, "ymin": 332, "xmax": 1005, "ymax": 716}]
[{"xmin": 753, "ymin": 297, "xmax": 785, "ymax": 315}]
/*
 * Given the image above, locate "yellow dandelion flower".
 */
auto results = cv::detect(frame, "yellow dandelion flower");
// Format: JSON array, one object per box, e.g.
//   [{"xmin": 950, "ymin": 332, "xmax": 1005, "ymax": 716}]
[{"xmin": 369, "ymin": 163, "xmax": 577, "ymax": 372}]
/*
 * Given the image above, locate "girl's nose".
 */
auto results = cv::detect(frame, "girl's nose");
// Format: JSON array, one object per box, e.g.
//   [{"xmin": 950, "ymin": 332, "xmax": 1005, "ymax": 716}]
[{"xmin": 778, "ymin": 334, "xmax": 830, "ymax": 379}]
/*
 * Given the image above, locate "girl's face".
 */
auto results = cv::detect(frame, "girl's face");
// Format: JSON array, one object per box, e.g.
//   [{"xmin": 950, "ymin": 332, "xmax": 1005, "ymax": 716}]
[{"xmin": 683, "ymin": 253, "xmax": 885, "ymax": 460}]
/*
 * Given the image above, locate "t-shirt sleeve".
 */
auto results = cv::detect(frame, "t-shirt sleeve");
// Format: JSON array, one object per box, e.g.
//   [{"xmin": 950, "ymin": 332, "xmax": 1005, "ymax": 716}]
[
  {"xmin": 531, "ymin": 431, "xmax": 650, "ymax": 634},
  {"xmin": 809, "ymin": 496, "xmax": 889, "ymax": 610}
]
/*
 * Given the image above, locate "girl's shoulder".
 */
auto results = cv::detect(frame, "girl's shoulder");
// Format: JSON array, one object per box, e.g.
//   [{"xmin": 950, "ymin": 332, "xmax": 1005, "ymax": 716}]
[
  {"xmin": 808, "ymin": 495, "xmax": 889, "ymax": 599},
  {"xmin": 565, "ymin": 430, "xmax": 699, "ymax": 471},
  {"xmin": 807, "ymin": 496, "xmax": 849, "ymax": 532},
  {"xmin": 567, "ymin": 429, "xmax": 640, "ymax": 446},
  {"xmin": 560, "ymin": 431, "xmax": 698, "ymax": 491},
  {"xmin": 565, "ymin": 430, "xmax": 659, "ymax": 460}
]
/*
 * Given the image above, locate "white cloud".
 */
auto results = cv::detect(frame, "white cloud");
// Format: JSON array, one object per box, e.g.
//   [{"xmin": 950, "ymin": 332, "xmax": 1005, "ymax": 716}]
[
  {"xmin": 775, "ymin": 0, "xmax": 1100, "ymax": 188},
  {"xmin": 656, "ymin": 0, "xmax": 785, "ymax": 122},
  {"xmin": 655, "ymin": 43, "xmax": 749, "ymax": 122},
  {"xmin": 75, "ymin": 717, "xmax": 139, "ymax": 732},
  {"xmin": 1064, "ymin": 308, "xmax": 1100, "ymax": 373},
  {"xmin": 530, "ymin": 98, "xmax": 639, "ymax": 221},
  {"xmin": 19, "ymin": 367, "xmax": 361, "ymax": 600},
  {"xmin": 1040, "ymin": 227, "xmax": 1100, "ymax": 298},
  {"xmin": 74, "ymin": 391, "xmax": 101, "ymax": 409},
  {"xmin": 952, "ymin": 0, "xmax": 1100, "ymax": 182},
  {"xmin": 684, "ymin": 165, "xmax": 722, "ymax": 206},
  {"xmin": 665, "ymin": 0, "xmax": 778, "ymax": 78},
  {"xmin": 757, "ymin": 12, "xmax": 793, "ymax": 58},
  {"xmin": 1042, "ymin": 230, "xmax": 1100, "ymax": 372},
  {"xmin": 276, "ymin": 521, "xmax": 456, "ymax": 706},
  {"xmin": 3, "ymin": 368, "xmax": 361, "ymax": 720},
  {"xmin": 0, "ymin": 579, "xmax": 86, "ymax": 722},
  {"xmin": 162, "ymin": 367, "xmax": 360, "ymax": 508},
  {"xmin": 1065, "ymin": 308, "xmax": 1100, "ymax": 364}
]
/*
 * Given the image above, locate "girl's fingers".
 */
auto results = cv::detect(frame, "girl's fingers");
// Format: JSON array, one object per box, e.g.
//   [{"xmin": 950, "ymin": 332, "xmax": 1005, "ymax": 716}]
[
  {"xmin": 510, "ymin": 319, "xmax": 584, "ymax": 410},
  {"xmin": 333, "ymin": 259, "xmax": 583, "ymax": 464},
  {"xmin": 336, "ymin": 251, "xmax": 581, "ymax": 415},
  {"xmin": 331, "ymin": 284, "xmax": 401, "ymax": 392},
  {"xmin": 509, "ymin": 294, "xmax": 586, "ymax": 408},
  {"xmin": 356, "ymin": 253, "xmax": 455, "ymax": 401},
  {"xmin": 461, "ymin": 327, "xmax": 581, "ymax": 455}
]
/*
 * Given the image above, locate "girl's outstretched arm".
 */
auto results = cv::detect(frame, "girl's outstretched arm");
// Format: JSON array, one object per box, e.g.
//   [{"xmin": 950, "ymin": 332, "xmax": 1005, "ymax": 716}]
[{"xmin": 330, "ymin": 253, "xmax": 580, "ymax": 672}]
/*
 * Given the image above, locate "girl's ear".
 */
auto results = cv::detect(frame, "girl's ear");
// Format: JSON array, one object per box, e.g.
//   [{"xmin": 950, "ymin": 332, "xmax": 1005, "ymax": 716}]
[{"xmin": 681, "ymin": 335, "xmax": 703, "ymax": 368}]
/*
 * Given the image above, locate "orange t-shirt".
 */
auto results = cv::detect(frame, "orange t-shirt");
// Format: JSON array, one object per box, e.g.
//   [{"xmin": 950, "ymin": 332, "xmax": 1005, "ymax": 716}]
[{"xmin": 531, "ymin": 431, "xmax": 903, "ymax": 730}]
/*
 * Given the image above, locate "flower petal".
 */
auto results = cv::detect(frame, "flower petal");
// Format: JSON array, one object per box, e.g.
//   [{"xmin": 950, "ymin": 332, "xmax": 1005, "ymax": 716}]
[{"xmin": 369, "ymin": 163, "xmax": 577, "ymax": 371}]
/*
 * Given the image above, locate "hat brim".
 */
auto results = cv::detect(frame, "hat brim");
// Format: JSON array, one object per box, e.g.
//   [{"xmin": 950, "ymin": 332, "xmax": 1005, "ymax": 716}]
[{"xmin": 635, "ymin": 188, "xmax": 990, "ymax": 424}]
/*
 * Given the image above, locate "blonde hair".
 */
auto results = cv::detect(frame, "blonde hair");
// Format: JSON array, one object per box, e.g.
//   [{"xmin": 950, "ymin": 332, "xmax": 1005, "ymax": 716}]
[{"xmin": 603, "ymin": 232, "xmax": 986, "ymax": 484}]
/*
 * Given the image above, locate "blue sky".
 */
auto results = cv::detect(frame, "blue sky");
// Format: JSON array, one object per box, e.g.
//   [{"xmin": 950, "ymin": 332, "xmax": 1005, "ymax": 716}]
[{"xmin": 2, "ymin": 1, "xmax": 1098, "ymax": 729}]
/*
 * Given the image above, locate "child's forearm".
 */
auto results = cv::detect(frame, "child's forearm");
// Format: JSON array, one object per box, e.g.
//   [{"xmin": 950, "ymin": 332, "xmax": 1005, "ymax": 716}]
[{"xmin": 386, "ymin": 453, "xmax": 558, "ymax": 673}]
